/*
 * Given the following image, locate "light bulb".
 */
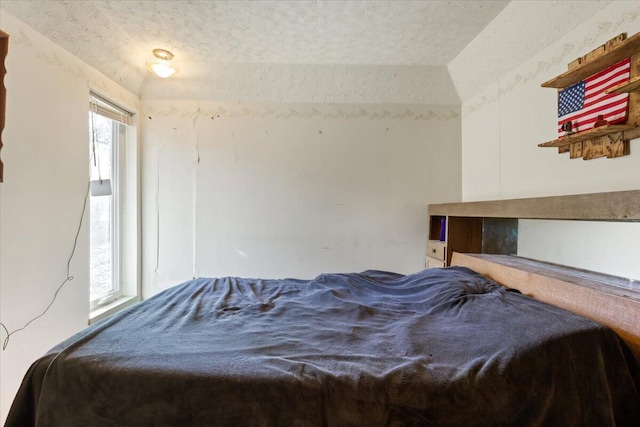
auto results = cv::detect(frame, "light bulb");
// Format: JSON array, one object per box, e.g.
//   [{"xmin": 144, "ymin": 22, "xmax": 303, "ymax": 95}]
[
  {"xmin": 147, "ymin": 49, "xmax": 178, "ymax": 78},
  {"xmin": 150, "ymin": 61, "xmax": 176, "ymax": 78}
]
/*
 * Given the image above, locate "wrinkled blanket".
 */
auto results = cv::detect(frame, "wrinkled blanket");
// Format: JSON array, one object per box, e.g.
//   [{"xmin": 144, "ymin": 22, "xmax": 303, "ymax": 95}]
[{"xmin": 6, "ymin": 267, "xmax": 640, "ymax": 426}]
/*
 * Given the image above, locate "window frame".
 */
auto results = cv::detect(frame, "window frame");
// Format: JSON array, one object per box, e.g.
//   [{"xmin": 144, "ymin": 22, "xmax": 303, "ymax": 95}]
[
  {"xmin": 88, "ymin": 93, "xmax": 139, "ymax": 321},
  {"xmin": 89, "ymin": 117, "xmax": 124, "ymax": 309}
]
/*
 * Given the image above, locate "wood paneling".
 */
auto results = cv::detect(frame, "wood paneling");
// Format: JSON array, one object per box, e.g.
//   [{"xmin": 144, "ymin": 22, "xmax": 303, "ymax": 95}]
[
  {"xmin": 446, "ymin": 216, "xmax": 482, "ymax": 267},
  {"xmin": 0, "ymin": 30, "xmax": 7, "ymax": 183}
]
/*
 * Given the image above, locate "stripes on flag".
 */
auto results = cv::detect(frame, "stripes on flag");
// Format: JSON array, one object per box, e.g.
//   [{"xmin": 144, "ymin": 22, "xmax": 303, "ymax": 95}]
[{"xmin": 557, "ymin": 58, "xmax": 630, "ymax": 137}]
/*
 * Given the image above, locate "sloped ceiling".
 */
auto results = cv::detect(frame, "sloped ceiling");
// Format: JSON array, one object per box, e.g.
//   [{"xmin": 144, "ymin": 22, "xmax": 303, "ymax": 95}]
[
  {"xmin": 0, "ymin": 1, "xmax": 615, "ymax": 104},
  {"xmin": 449, "ymin": 0, "xmax": 614, "ymax": 101},
  {"xmin": 0, "ymin": 0, "xmax": 510, "ymax": 103}
]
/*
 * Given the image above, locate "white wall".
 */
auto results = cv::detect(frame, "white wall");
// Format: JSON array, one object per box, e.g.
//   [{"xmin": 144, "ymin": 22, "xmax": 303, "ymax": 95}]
[
  {"xmin": 454, "ymin": 0, "xmax": 640, "ymax": 280},
  {"xmin": 0, "ymin": 12, "xmax": 138, "ymax": 424},
  {"xmin": 141, "ymin": 101, "xmax": 461, "ymax": 296}
]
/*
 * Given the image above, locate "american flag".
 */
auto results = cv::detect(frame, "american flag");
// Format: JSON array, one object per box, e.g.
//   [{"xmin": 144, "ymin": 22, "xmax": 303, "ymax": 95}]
[{"xmin": 558, "ymin": 58, "xmax": 630, "ymax": 136}]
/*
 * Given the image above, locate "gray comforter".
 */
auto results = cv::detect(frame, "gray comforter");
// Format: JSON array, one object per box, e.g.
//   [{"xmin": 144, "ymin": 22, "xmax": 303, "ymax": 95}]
[{"xmin": 6, "ymin": 267, "xmax": 640, "ymax": 426}]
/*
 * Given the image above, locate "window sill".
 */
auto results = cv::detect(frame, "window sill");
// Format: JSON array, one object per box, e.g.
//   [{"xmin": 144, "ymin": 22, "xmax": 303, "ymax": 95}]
[{"xmin": 89, "ymin": 295, "xmax": 139, "ymax": 325}]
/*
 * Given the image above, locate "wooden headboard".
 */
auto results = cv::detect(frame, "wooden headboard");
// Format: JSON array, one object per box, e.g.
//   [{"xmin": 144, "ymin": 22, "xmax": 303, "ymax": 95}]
[
  {"xmin": 452, "ymin": 252, "xmax": 640, "ymax": 361},
  {"xmin": 428, "ymin": 189, "xmax": 640, "ymax": 361}
]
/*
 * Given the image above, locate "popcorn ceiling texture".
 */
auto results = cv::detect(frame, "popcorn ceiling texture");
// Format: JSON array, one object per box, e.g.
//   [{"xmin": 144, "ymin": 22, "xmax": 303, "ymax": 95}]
[
  {"xmin": 448, "ymin": 0, "xmax": 614, "ymax": 102},
  {"xmin": 0, "ymin": 0, "xmax": 508, "ymax": 103},
  {"xmin": 0, "ymin": 1, "xmax": 619, "ymax": 104},
  {"xmin": 94, "ymin": 1, "xmax": 507, "ymax": 66},
  {"xmin": 142, "ymin": 63, "xmax": 459, "ymax": 104},
  {"xmin": 0, "ymin": 1, "xmax": 145, "ymax": 97},
  {"xmin": 458, "ymin": 0, "xmax": 639, "ymax": 117},
  {"xmin": 0, "ymin": 11, "xmax": 139, "ymax": 113}
]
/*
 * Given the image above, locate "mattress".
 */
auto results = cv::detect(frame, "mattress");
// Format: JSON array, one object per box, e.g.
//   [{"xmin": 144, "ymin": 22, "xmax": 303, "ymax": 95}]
[{"xmin": 6, "ymin": 267, "xmax": 640, "ymax": 426}]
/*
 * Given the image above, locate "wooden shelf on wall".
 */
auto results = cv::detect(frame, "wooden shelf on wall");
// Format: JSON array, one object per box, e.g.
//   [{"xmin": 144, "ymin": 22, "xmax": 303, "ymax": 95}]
[
  {"xmin": 606, "ymin": 75, "xmax": 640, "ymax": 95},
  {"xmin": 428, "ymin": 189, "xmax": 640, "ymax": 221},
  {"xmin": 542, "ymin": 32, "xmax": 640, "ymax": 89},
  {"xmin": 539, "ymin": 31, "xmax": 640, "ymax": 160},
  {"xmin": 0, "ymin": 30, "xmax": 7, "ymax": 183},
  {"xmin": 425, "ymin": 189, "xmax": 640, "ymax": 269},
  {"xmin": 538, "ymin": 124, "xmax": 636, "ymax": 148}
]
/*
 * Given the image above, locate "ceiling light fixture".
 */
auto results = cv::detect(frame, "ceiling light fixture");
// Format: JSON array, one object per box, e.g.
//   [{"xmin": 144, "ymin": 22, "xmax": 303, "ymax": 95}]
[{"xmin": 147, "ymin": 49, "xmax": 177, "ymax": 78}]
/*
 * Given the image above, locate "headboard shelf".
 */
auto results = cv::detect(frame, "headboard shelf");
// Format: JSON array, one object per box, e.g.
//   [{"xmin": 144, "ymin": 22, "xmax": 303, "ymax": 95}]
[
  {"xmin": 427, "ymin": 189, "xmax": 640, "ymax": 268},
  {"xmin": 429, "ymin": 189, "xmax": 640, "ymax": 221},
  {"xmin": 452, "ymin": 253, "xmax": 640, "ymax": 360},
  {"xmin": 455, "ymin": 253, "xmax": 640, "ymax": 299},
  {"xmin": 428, "ymin": 190, "xmax": 640, "ymax": 360}
]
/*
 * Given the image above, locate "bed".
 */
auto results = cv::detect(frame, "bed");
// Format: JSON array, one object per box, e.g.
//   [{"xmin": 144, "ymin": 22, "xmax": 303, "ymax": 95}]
[{"xmin": 6, "ymin": 262, "xmax": 640, "ymax": 426}]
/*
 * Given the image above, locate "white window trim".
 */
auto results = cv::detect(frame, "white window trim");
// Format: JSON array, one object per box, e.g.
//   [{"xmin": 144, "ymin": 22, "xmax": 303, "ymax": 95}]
[
  {"xmin": 90, "ymin": 93, "xmax": 133, "ymax": 125},
  {"xmin": 89, "ymin": 295, "xmax": 139, "ymax": 325},
  {"xmin": 89, "ymin": 119, "xmax": 123, "ymax": 311}
]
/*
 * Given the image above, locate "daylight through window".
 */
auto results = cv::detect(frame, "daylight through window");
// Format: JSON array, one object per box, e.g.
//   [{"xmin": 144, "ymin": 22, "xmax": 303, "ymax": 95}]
[{"xmin": 89, "ymin": 94, "xmax": 132, "ymax": 309}]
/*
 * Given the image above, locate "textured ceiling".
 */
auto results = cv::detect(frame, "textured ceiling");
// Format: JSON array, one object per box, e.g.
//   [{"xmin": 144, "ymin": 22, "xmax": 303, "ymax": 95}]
[
  {"xmin": 0, "ymin": 0, "xmax": 510, "ymax": 101},
  {"xmin": 449, "ymin": 0, "xmax": 614, "ymax": 101}
]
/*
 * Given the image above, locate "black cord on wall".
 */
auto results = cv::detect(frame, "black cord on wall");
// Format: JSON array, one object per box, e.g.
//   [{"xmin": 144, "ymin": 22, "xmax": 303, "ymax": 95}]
[{"xmin": 0, "ymin": 183, "xmax": 90, "ymax": 350}]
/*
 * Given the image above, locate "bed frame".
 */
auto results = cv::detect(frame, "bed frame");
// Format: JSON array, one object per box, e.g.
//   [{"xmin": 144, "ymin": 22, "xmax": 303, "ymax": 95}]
[
  {"xmin": 452, "ymin": 248, "xmax": 640, "ymax": 362},
  {"xmin": 429, "ymin": 189, "xmax": 640, "ymax": 361}
]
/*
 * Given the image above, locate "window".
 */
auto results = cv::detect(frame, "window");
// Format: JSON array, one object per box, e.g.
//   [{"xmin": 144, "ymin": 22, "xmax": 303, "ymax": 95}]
[
  {"xmin": 89, "ymin": 112, "xmax": 121, "ymax": 306},
  {"xmin": 89, "ymin": 93, "xmax": 138, "ymax": 318}
]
